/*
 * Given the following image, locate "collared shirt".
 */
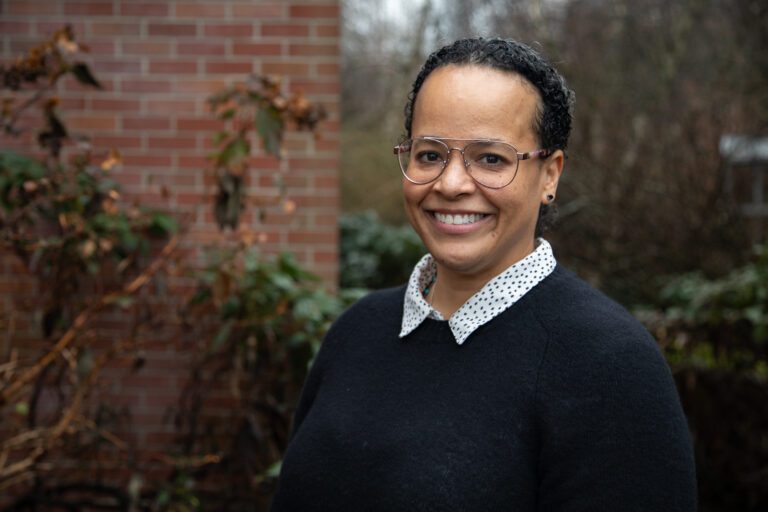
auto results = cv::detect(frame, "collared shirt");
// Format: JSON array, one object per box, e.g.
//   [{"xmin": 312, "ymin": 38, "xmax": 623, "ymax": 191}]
[{"xmin": 399, "ymin": 239, "xmax": 557, "ymax": 345}]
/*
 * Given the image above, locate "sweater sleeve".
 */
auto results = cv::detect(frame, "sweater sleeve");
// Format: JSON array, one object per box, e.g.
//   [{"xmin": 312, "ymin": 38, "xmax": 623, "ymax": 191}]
[
  {"xmin": 288, "ymin": 322, "xmax": 341, "ymax": 439},
  {"xmin": 534, "ymin": 316, "xmax": 697, "ymax": 512}
]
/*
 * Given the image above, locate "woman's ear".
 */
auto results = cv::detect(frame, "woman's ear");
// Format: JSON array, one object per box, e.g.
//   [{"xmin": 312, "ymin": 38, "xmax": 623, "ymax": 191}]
[{"xmin": 540, "ymin": 149, "xmax": 564, "ymax": 204}]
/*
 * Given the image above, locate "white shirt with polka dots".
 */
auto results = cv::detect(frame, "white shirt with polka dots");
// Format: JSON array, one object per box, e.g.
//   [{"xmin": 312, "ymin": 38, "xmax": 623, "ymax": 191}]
[{"xmin": 399, "ymin": 238, "xmax": 557, "ymax": 345}]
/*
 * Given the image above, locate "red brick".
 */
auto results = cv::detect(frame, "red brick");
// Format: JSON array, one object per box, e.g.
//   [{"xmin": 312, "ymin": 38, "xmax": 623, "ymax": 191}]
[
  {"xmin": 261, "ymin": 24, "xmax": 310, "ymax": 37},
  {"xmin": 122, "ymin": 117, "xmax": 172, "ymax": 131},
  {"xmin": 203, "ymin": 23, "xmax": 253, "ymax": 38},
  {"xmin": 316, "ymin": 63, "xmax": 339, "ymax": 75},
  {"xmin": 313, "ymin": 251, "xmax": 338, "ymax": 264},
  {"xmin": 177, "ymin": 42, "xmax": 226, "ymax": 56},
  {"xmin": 35, "ymin": 21, "xmax": 87, "ymax": 37},
  {"xmin": 175, "ymin": 79, "xmax": 227, "ymax": 94},
  {"xmin": 145, "ymin": 99, "xmax": 198, "ymax": 114},
  {"xmin": 8, "ymin": 38, "xmax": 40, "ymax": 54},
  {"xmin": 57, "ymin": 97, "xmax": 87, "ymax": 110},
  {"xmin": 91, "ymin": 98, "xmax": 141, "ymax": 112},
  {"xmin": 90, "ymin": 21, "xmax": 141, "ymax": 37},
  {"xmin": 63, "ymin": 77, "xmax": 115, "ymax": 92},
  {"xmin": 232, "ymin": 3, "xmax": 286, "ymax": 18},
  {"xmin": 316, "ymin": 24, "xmax": 340, "ymax": 38},
  {"xmin": 122, "ymin": 41, "xmax": 172, "ymax": 56},
  {"xmin": 289, "ymin": 157, "xmax": 338, "ymax": 169},
  {"xmin": 119, "ymin": 2, "xmax": 169, "ymax": 16},
  {"xmin": 292, "ymin": 194, "xmax": 337, "ymax": 208},
  {"xmin": 176, "ymin": 192, "xmax": 208, "ymax": 205},
  {"xmin": 289, "ymin": 4, "xmax": 339, "ymax": 18},
  {"xmin": 90, "ymin": 58, "xmax": 142, "ymax": 74},
  {"xmin": 84, "ymin": 39, "xmax": 117, "ymax": 55},
  {"xmin": 0, "ymin": 20, "xmax": 32, "ymax": 35},
  {"xmin": 205, "ymin": 61, "xmax": 253, "ymax": 74},
  {"xmin": 148, "ymin": 136, "xmax": 198, "ymax": 150},
  {"xmin": 178, "ymin": 156, "xmax": 210, "ymax": 169},
  {"xmin": 174, "ymin": 2, "xmax": 227, "ymax": 17},
  {"xmin": 149, "ymin": 61, "xmax": 198, "ymax": 74},
  {"xmin": 120, "ymin": 79, "xmax": 173, "ymax": 93},
  {"xmin": 6, "ymin": 0, "xmax": 60, "ymax": 15},
  {"xmin": 262, "ymin": 62, "xmax": 309, "ymax": 76},
  {"xmin": 91, "ymin": 135, "xmax": 142, "ymax": 149},
  {"xmin": 287, "ymin": 231, "xmax": 337, "ymax": 244},
  {"xmin": 232, "ymin": 43, "xmax": 283, "ymax": 56},
  {"xmin": 289, "ymin": 80, "xmax": 339, "ymax": 95},
  {"xmin": 64, "ymin": 1, "xmax": 114, "ymax": 15},
  {"xmin": 289, "ymin": 43, "xmax": 338, "ymax": 56},
  {"xmin": 148, "ymin": 23, "xmax": 197, "ymax": 37},
  {"xmin": 315, "ymin": 175, "xmax": 339, "ymax": 188},
  {"xmin": 315, "ymin": 138, "xmax": 339, "ymax": 151},
  {"xmin": 122, "ymin": 155, "xmax": 173, "ymax": 167},
  {"xmin": 68, "ymin": 115, "xmax": 117, "ymax": 131},
  {"xmin": 176, "ymin": 118, "xmax": 223, "ymax": 131}
]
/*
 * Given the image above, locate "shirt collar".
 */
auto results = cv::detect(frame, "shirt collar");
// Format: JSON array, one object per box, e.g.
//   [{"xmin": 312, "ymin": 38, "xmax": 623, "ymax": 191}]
[{"xmin": 399, "ymin": 238, "xmax": 556, "ymax": 345}]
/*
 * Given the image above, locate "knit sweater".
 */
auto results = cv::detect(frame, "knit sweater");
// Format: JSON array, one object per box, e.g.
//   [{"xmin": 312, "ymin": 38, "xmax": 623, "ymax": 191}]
[{"xmin": 270, "ymin": 265, "xmax": 697, "ymax": 511}]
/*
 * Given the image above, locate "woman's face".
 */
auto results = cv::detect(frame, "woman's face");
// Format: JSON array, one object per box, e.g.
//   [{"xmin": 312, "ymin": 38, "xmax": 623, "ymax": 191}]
[{"xmin": 403, "ymin": 65, "xmax": 563, "ymax": 281}]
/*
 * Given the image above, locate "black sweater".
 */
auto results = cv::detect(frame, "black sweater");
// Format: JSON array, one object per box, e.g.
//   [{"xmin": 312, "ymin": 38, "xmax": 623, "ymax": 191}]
[{"xmin": 270, "ymin": 265, "xmax": 697, "ymax": 511}]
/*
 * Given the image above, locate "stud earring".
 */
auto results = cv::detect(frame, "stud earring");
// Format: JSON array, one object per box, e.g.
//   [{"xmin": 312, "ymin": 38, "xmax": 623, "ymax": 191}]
[{"xmin": 546, "ymin": 194, "xmax": 555, "ymax": 202}]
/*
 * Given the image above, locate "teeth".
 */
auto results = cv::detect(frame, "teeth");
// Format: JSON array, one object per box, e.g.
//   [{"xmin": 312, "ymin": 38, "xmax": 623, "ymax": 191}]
[{"xmin": 434, "ymin": 212, "xmax": 486, "ymax": 225}]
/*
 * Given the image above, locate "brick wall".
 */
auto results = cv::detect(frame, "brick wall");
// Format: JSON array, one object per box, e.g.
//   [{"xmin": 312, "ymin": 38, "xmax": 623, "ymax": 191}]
[
  {"xmin": 0, "ymin": 0, "xmax": 340, "ymax": 283},
  {"xmin": 0, "ymin": 0, "xmax": 339, "ymax": 504}
]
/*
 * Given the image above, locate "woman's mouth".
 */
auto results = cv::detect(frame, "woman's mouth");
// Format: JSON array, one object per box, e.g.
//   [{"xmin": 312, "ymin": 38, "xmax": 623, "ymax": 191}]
[{"xmin": 432, "ymin": 212, "xmax": 488, "ymax": 225}]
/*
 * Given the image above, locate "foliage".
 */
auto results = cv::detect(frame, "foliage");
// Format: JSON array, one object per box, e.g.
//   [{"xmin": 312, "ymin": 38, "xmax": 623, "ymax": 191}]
[
  {"xmin": 175, "ymin": 244, "xmax": 344, "ymax": 503},
  {"xmin": 1, "ymin": 27, "xmax": 332, "ymax": 510},
  {"xmin": 643, "ymin": 245, "xmax": 768, "ymax": 376},
  {"xmin": 639, "ymin": 246, "xmax": 768, "ymax": 511},
  {"xmin": 207, "ymin": 75, "xmax": 325, "ymax": 229},
  {"xmin": 339, "ymin": 210, "xmax": 425, "ymax": 289},
  {"xmin": 0, "ymin": 26, "xmax": 182, "ymax": 508}
]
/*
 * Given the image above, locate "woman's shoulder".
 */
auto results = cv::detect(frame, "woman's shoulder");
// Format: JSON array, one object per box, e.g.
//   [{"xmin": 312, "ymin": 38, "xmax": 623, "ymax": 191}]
[
  {"xmin": 327, "ymin": 284, "xmax": 406, "ymax": 335},
  {"xmin": 528, "ymin": 264, "xmax": 662, "ymax": 363}
]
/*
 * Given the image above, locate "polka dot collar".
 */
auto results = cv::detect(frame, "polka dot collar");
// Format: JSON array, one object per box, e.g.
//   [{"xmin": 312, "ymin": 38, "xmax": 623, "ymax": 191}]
[{"xmin": 399, "ymin": 239, "xmax": 557, "ymax": 345}]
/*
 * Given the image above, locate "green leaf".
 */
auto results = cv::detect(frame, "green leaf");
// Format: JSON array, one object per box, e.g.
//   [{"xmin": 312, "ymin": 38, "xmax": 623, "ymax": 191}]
[
  {"xmin": 150, "ymin": 213, "xmax": 179, "ymax": 235},
  {"xmin": 212, "ymin": 318, "xmax": 235, "ymax": 352},
  {"xmin": 15, "ymin": 402, "xmax": 29, "ymax": 416},
  {"xmin": 113, "ymin": 295, "xmax": 135, "ymax": 309},
  {"xmin": 219, "ymin": 108, "xmax": 236, "ymax": 120},
  {"xmin": 255, "ymin": 107, "xmax": 283, "ymax": 157},
  {"xmin": 0, "ymin": 150, "xmax": 47, "ymax": 180},
  {"xmin": 221, "ymin": 296, "xmax": 241, "ymax": 318},
  {"xmin": 218, "ymin": 136, "xmax": 250, "ymax": 166}
]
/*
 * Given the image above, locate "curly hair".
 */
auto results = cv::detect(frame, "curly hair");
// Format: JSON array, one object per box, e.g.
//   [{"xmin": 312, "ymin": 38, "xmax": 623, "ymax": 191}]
[{"xmin": 403, "ymin": 37, "xmax": 575, "ymax": 236}]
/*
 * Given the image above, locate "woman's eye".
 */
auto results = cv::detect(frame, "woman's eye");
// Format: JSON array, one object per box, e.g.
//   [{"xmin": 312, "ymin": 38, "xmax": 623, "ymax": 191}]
[
  {"xmin": 478, "ymin": 154, "xmax": 505, "ymax": 166},
  {"xmin": 417, "ymin": 151, "xmax": 442, "ymax": 164}
]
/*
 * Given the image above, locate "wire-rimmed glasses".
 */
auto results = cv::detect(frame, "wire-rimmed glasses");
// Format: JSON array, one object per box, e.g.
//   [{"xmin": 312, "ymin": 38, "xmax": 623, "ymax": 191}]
[{"xmin": 394, "ymin": 136, "xmax": 552, "ymax": 189}]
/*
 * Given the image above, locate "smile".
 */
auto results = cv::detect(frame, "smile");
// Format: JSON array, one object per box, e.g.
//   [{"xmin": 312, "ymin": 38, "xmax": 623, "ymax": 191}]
[{"xmin": 432, "ymin": 212, "xmax": 488, "ymax": 225}]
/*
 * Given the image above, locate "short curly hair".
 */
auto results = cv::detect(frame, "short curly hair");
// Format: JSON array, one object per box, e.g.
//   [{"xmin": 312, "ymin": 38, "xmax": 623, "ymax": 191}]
[{"xmin": 403, "ymin": 37, "xmax": 575, "ymax": 236}]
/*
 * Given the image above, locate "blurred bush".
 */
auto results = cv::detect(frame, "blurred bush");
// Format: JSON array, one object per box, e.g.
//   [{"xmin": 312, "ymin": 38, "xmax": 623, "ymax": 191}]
[
  {"xmin": 639, "ymin": 246, "xmax": 768, "ymax": 511},
  {"xmin": 339, "ymin": 210, "xmax": 424, "ymax": 290}
]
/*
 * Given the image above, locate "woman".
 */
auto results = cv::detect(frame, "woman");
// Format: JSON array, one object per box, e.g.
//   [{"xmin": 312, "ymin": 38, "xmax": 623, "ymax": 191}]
[{"xmin": 271, "ymin": 38, "xmax": 696, "ymax": 511}]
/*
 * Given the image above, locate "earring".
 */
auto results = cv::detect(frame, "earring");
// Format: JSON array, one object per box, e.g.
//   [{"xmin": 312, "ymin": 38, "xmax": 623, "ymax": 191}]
[{"xmin": 546, "ymin": 194, "xmax": 555, "ymax": 203}]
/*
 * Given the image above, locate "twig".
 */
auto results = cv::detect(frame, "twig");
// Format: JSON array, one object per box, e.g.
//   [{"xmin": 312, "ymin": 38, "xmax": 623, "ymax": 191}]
[{"xmin": 0, "ymin": 235, "xmax": 178, "ymax": 406}]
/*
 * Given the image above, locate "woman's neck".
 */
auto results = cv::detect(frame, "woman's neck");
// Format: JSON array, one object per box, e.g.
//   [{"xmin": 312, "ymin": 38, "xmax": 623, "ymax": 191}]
[{"xmin": 429, "ymin": 265, "xmax": 492, "ymax": 319}]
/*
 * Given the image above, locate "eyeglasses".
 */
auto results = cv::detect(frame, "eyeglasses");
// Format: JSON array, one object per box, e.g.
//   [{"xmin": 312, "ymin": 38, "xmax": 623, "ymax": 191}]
[{"xmin": 394, "ymin": 136, "xmax": 552, "ymax": 189}]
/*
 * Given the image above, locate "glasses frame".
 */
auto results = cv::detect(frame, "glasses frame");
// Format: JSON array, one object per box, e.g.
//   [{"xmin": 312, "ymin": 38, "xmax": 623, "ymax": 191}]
[{"xmin": 394, "ymin": 136, "xmax": 552, "ymax": 189}]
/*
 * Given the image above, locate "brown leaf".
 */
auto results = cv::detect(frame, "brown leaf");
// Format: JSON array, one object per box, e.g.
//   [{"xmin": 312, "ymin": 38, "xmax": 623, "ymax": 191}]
[{"xmin": 100, "ymin": 149, "xmax": 122, "ymax": 171}]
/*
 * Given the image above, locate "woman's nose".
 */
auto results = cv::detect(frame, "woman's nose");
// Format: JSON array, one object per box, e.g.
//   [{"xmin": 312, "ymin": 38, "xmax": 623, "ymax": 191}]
[{"xmin": 434, "ymin": 148, "xmax": 476, "ymax": 195}]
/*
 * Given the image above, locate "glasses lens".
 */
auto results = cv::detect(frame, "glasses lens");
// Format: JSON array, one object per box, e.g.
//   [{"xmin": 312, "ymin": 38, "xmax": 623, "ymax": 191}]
[
  {"xmin": 399, "ymin": 138, "xmax": 448, "ymax": 184},
  {"xmin": 464, "ymin": 141, "xmax": 519, "ymax": 188}
]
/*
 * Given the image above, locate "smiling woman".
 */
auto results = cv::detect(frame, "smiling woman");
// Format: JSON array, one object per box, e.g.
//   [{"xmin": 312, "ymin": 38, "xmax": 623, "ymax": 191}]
[{"xmin": 271, "ymin": 38, "xmax": 697, "ymax": 512}]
